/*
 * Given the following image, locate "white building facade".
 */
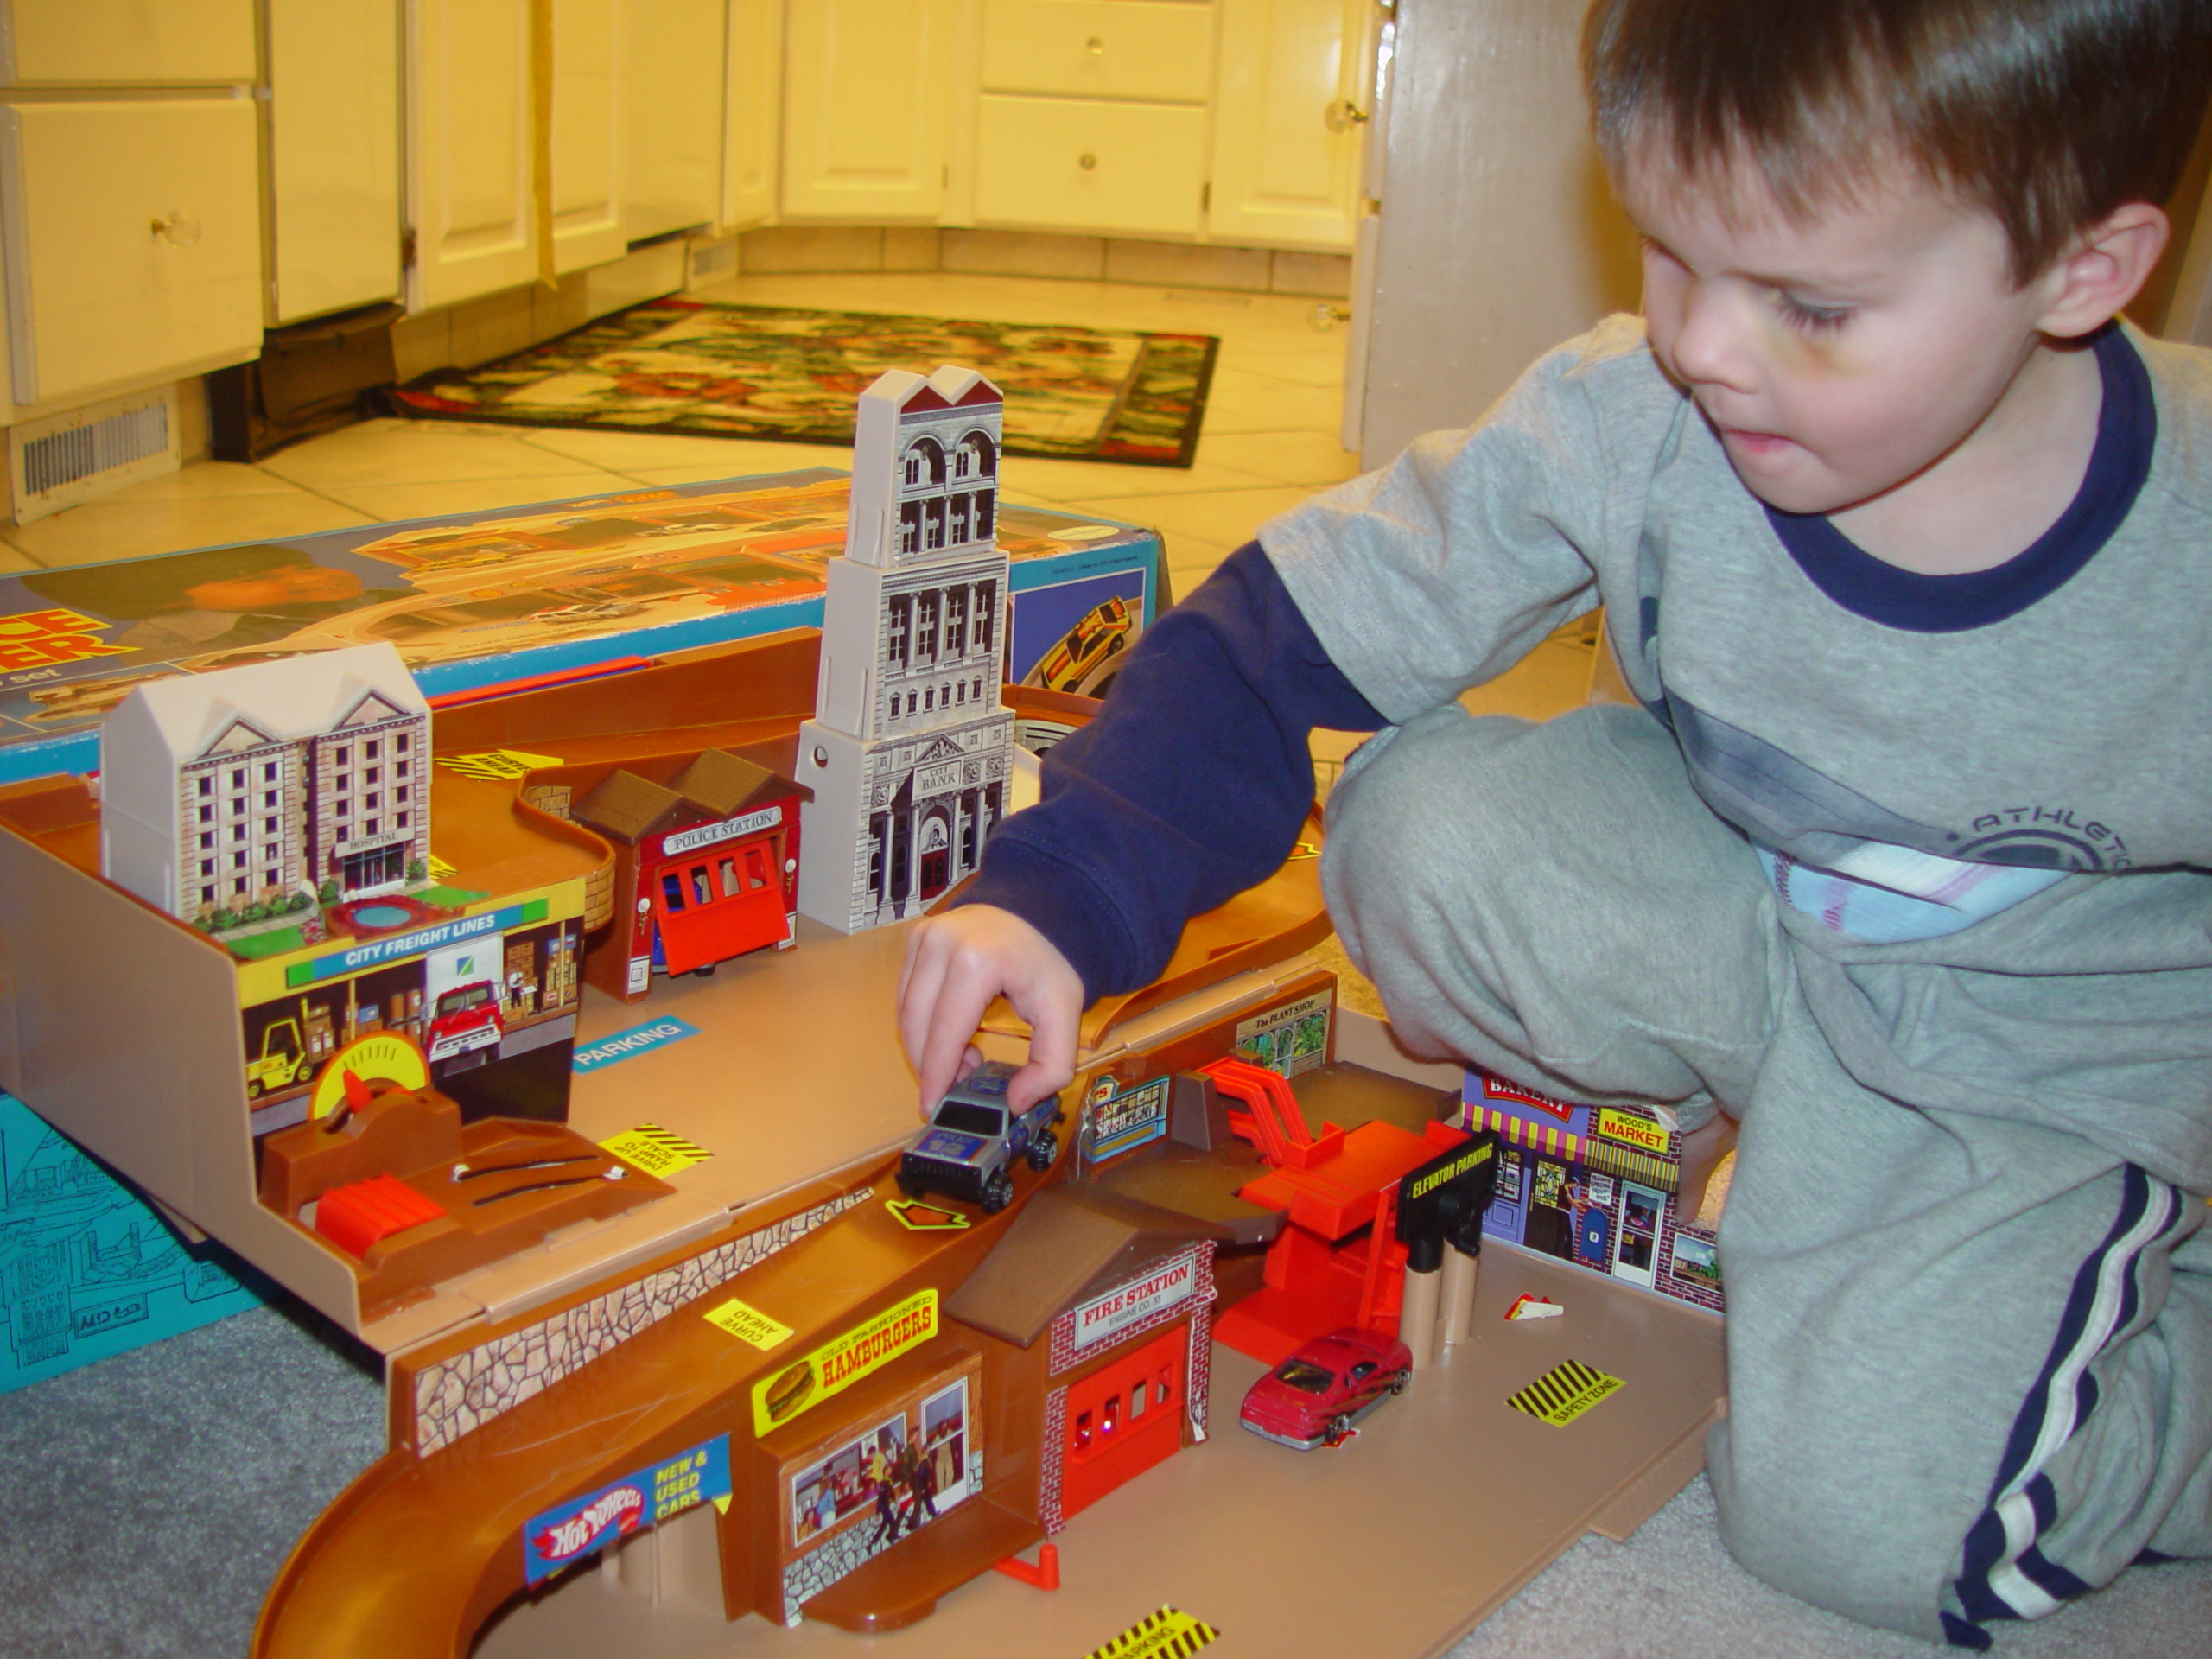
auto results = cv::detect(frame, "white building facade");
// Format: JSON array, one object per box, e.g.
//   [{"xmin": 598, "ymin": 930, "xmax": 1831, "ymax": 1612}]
[{"xmin": 799, "ymin": 367, "xmax": 1015, "ymax": 933}]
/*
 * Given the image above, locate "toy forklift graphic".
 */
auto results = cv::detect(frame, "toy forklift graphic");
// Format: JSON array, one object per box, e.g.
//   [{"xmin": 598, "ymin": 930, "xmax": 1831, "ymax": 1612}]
[
  {"xmin": 245, "ymin": 1000, "xmax": 337, "ymax": 1099},
  {"xmin": 897, "ymin": 1060, "xmax": 1064, "ymax": 1214}
]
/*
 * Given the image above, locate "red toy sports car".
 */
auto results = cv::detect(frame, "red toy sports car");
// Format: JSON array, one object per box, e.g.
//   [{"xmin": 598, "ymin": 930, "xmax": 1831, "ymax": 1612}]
[{"xmin": 1238, "ymin": 1326, "xmax": 1413, "ymax": 1450}]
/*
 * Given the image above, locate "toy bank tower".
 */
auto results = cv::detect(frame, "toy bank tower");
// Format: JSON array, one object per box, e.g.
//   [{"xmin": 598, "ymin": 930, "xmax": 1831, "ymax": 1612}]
[{"xmin": 797, "ymin": 365, "xmax": 1014, "ymax": 933}]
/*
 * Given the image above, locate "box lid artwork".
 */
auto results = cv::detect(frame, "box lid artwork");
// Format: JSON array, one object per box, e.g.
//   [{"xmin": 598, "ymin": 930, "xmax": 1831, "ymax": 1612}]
[{"xmin": 0, "ymin": 468, "xmax": 1160, "ymax": 785}]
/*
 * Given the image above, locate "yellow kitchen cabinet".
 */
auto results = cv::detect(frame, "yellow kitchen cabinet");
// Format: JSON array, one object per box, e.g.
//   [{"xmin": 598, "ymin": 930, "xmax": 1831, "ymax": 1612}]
[
  {"xmin": 0, "ymin": 0, "xmax": 257, "ymax": 86},
  {"xmin": 974, "ymin": 94, "xmax": 1207, "ymax": 236},
  {"xmin": 784, "ymin": 0, "xmax": 956, "ymax": 221},
  {"xmin": 0, "ymin": 97, "xmax": 263, "ymax": 407},
  {"xmin": 1207, "ymin": 0, "xmax": 1367, "ymax": 248},
  {"xmin": 267, "ymin": 0, "xmax": 403, "ymax": 324}
]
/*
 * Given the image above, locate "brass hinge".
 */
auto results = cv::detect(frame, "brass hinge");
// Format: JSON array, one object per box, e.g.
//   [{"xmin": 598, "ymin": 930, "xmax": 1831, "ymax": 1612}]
[
  {"xmin": 1201, "ymin": 181, "xmax": 1211, "ymax": 213},
  {"xmin": 401, "ymin": 229, "xmax": 417, "ymax": 269}
]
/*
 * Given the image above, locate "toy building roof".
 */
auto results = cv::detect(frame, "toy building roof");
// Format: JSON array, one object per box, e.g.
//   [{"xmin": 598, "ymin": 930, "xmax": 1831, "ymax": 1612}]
[
  {"xmin": 944, "ymin": 1184, "xmax": 1226, "ymax": 1349},
  {"xmin": 573, "ymin": 750, "xmax": 812, "ymax": 845},
  {"xmin": 866, "ymin": 365, "xmax": 1003, "ymax": 418},
  {"xmin": 570, "ymin": 769, "xmax": 685, "ymax": 845},
  {"xmin": 671, "ymin": 747, "xmax": 810, "ymax": 817},
  {"xmin": 111, "ymin": 642, "xmax": 427, "ymax": 766}
]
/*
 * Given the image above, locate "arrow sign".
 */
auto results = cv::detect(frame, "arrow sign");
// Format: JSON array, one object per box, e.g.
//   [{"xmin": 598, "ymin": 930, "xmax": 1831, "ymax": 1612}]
[{"xmin": 886, "ymin": 1198, "xmax": 970, "ymax": 1232}]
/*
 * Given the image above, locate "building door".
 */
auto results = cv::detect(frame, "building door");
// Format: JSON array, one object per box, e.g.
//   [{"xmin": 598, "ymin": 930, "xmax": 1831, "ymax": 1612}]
[
  {"xmin": 649, "ymin": 833, "xmax": 788, "ymax": 975},
  {"xmin": 1060, "ymin": 1322, "xmax": 1188, "ymax": 1519},
  {"xmin": 917, "ymin": 810, "xmax": 951, "ymax": 899}
]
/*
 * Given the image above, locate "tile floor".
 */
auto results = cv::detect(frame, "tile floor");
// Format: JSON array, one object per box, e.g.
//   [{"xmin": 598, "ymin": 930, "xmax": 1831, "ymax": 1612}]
[{"xmin": 8, "ymin": 268, "xmax": 1599, "ymax": 729}]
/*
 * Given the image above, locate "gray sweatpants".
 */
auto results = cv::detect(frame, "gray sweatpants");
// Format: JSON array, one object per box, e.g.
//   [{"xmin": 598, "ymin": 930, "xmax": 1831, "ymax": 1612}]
[{"xmin": 1323, "ymin": 702, "xmax": 2212, "ymax": 1646}]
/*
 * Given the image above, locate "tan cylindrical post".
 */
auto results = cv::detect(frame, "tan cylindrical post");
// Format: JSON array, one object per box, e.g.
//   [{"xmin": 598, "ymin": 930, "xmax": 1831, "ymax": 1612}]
[
  {"xmin": 1398, "ymin": 1264, "xmax": 1441, "ymax": 1369},
  {"xmin": 1442, "ymin": 1244, "xmax": 1480, "ymax": 1347}
]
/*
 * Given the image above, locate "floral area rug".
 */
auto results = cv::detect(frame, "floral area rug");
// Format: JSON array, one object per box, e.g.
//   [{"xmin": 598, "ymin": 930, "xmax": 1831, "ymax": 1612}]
[{"xmin": 388, "ymin": 298, "xmax": 1218, "ymax": 467}]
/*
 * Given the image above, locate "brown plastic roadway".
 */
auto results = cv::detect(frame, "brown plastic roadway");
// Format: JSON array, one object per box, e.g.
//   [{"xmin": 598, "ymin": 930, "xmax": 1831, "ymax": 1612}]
[{"xmin": 252, "ymin": 1148, "xmax": 1019, "ymax": 1657}]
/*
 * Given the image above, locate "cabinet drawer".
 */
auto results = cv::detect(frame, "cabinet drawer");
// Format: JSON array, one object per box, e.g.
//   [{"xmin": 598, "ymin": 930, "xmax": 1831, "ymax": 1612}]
[
  {"xmin": 982, "ymin": 0, "xmax": 1211, "ymax": 104},
  {"xmin": 976, "ymin": 95, "xmax": 1206, "ymax": 237},
  {"xmin": 1, "ymin": 99, "xmax": 263, "ymax": 405},
  {"xmin": 1, "ymin": 0, "xmax": 257, "ymax": 85}
]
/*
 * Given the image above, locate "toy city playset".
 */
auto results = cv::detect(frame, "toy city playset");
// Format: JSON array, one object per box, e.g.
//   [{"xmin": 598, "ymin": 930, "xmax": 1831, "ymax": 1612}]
[{"xmin": 0, "ymin": 372, "xmax": 1727, "ymax": 1658}]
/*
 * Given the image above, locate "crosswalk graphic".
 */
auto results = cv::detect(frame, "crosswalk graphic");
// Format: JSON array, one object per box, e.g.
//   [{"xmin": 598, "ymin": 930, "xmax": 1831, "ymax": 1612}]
[
  {"xmin": 1085, "ymin": 1605, "xmax": 1219, "ymax": 1659},
  {"xmin": 1506, "ymin": 1358, "xmax": 1625, "ymax": 1427}
]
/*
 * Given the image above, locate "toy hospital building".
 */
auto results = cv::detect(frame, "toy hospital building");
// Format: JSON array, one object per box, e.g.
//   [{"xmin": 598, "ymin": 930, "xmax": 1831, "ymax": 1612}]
[
  {"xmin": 798, "ymin": 366, "xmax": 1014, "ymax": 933},
  {"xmin": 99, "ymin": 642, "xmax": 431, "ymax": 925}
]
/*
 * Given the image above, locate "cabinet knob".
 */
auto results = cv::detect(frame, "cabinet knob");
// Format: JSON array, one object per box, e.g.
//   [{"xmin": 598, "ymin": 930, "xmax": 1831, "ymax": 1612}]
[
  {"xmin": 1079, "ymin": 152, "xmax": 1097, "ymax": 171},
  {"xmin": 1086, "ymin": 35, "xmax": 1105, "ymax": 54},
  {"xmin": 1323, "ymin": 99, "xmax": 1370, "ymax": 133},
  {"xmin": 151, "ymin": 210, "xmax": 203, "ymax": 248}
]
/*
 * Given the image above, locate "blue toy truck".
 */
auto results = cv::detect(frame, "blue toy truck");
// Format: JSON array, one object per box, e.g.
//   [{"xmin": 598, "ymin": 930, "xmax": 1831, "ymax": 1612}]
[{"xmin": 897, "ymin": 1061, "xmax": 1064, "ymax": 1215}]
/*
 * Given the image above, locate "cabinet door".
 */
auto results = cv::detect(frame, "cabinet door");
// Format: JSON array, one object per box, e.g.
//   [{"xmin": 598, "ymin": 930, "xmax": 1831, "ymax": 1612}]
[
  {"xmin": 783, "ymin": 0, "xmax": 953, "ymax": 220},
  {"xmin": 0, "ymin": 0, "xmax": 256, "ymax": 85},
  {"xmin": 621, "ymin": 0, "xmax": 722, "ymax": 244},
  {"xmin": 405, "ymin": 0, "xmax": 537, "ymax": 310},
  {"xmin": 268, "ymin": 0, "xmax": 403, "ymax": 324},
  {"xmin": 0, "ymin": 98, "xmax": 263, "ymax": 406},
  {"xmin": 722, "ymin": 0, "xmax": 782, "ymax": 227},
  {"xmin": 1207, "ymin": 0, "xmax": 1366, "ymax": 248},
  {"xmin": 553, "ymin": 0, "xmax": 626, "ymax": 273},
  {"xmin": 975, "ymin": 95, "xmax": 1206, "ymax": 236}
]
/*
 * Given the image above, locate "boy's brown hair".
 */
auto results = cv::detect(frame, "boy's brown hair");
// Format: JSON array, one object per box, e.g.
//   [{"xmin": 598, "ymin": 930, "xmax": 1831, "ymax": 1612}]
[{"xmin": 1583, "ymin": 0, "xmax": 2212, "ymax": 282}]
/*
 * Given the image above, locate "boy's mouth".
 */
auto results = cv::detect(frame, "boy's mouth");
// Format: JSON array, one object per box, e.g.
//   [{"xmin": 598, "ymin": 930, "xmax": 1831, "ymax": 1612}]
[{"xmin": 1718, "ymin": 426, "xmax": 1795, "ymax": 457}]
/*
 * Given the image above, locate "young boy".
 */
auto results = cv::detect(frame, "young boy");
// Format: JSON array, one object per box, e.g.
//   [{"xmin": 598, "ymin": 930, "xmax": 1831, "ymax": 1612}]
[{"xmin": 899, "ymin": 0, "xmax": 2212, "ymax": 1644}]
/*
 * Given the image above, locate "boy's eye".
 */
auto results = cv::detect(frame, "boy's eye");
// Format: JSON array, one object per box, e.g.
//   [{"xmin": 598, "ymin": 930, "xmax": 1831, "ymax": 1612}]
[{"xmin": 1777, "ymin": 292, "xmax": 1853, "ymax": 332}]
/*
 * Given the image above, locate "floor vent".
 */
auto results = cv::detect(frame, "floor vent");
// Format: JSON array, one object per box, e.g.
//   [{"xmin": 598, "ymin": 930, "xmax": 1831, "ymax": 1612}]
[{"xmin": 8, "ymin": 386, "xmax": 181, "ymax": 524}]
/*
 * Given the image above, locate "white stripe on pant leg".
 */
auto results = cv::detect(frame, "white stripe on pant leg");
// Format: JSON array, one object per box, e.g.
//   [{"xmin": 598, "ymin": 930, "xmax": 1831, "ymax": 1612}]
[{"xmin": 1980, "ymin": 1180, "xmax": 2180, "ymax": 1618}]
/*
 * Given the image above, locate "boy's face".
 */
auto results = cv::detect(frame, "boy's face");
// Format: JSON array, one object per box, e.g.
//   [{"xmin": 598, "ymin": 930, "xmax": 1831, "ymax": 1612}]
[{"xmin": 1620, "ymin": 153, "xmax": 2066, "ymax": 518}]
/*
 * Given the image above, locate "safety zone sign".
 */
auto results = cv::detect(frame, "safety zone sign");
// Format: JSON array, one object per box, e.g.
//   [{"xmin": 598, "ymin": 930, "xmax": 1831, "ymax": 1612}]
[
  {"xmin": 1086, "ymin": 1605, "xmax": 1219, "ymax": 1659},
  {"xmin": 1507, "ymin": 1358, "xmax": 1624, "ymax": 1426}
]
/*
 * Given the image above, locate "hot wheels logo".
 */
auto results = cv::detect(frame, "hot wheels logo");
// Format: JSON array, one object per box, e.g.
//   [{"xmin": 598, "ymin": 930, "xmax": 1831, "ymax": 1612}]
[{"xmin": 533, "ymin": 1485, "xmax": 645, "ymax": 1563}]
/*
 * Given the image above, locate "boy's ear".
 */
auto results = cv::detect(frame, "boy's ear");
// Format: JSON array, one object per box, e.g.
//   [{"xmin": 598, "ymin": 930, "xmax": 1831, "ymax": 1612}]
[{"xmin": 2036, "ymin": 203, "xmax": 2171, "ymax": 340}]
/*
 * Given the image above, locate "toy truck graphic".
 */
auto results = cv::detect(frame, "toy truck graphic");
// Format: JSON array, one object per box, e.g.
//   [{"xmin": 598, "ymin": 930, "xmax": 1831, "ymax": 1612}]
[
  {"xmin": 424, "ymin": 979, "xmax": 503, "ymax": 1065},
  {"xmin": 896, "ymin": 1061, "xmax": 1063, "ymax": 1215}
]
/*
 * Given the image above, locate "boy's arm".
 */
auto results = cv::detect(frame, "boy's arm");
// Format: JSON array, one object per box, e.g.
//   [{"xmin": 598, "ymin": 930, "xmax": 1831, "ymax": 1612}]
[{"xmin": 900, "ymin": 541, "xmax": 1384, "ymax": 1109}]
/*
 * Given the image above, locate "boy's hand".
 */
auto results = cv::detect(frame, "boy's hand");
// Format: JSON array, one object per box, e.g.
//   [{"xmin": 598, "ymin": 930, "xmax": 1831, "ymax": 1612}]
[{"xmin": 898, "ymin": 905, "xmax": 1082, "ymax": 1116}]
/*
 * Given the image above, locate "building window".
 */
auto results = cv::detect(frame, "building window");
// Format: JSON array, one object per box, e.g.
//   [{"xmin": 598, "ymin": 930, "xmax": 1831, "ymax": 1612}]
[
  {"xmin": 233, "ymin": 877, "xmax": 248, "ymax": 895},
  {"xmin": 200, "ymin": 887, "xmax": 214, "ymax": 905},
  {"xmin": 365, "ymin": 818, "xmax": 378, "ymax": 835},
  {"xmin": 200, "ymin": 860, "xmax": 214, "ymax": 878},
  {"xmin": 263, "ymin": 817, "xmax": 277, "ymax": 836},
  {"xmin": 365, "ymin": 793, "xmax": 379, "ymax": 810},
  {"xmin": 232, "ymin": 769, "xmax": 245, "ymax": 789},
  {"xmin": 366, "ymin": 740, "xmax": 380, "ymax": 760},
  {"xmin": 232, "ymin": 851, "xmax": 248, "ymax": 869},
  {"xmin": 199, "ymin": 833, "xmax": 213, "ymax": 850},
  {"xmin": 397, "ymin": 811, "xmax": 410, "ymax": 829},
  {"xmin": 397, "ymin": 734, "xmax": 410, "ymax": 753},
  {"xmin": 335, "ymin": 747, "xmax": 349, "ymax": 765},
  {"xmin": 365, "ymin": 767, "xmax": 379, "ymax": 785},
  {"xmin": 264, "ymin": 762, "xmax": 279, "ymax": 781},
  {"xmin": 396, "ymin": 760, "xmax": 410, "ymax": 779},
  {"xmin": 397, "ymin": 786, "xmax": 409, "ymax": 804},
  {"xmin": 232, "ymin": 823, "xmax": 246, "ymax": 842},
  {"xmin": 198, "ymin": 776, "xmax": 212, "ymax": 797},
  {"xmin": 264, "ymin": 791, "xmax": 278, "ymax": 809},
  {"xmin": 335, "ymin": 827, "xmax": 347, "ymax": 843},
  {"xmin": 198, "ymin": 804, "xmax": 213, "ymax": 823}
]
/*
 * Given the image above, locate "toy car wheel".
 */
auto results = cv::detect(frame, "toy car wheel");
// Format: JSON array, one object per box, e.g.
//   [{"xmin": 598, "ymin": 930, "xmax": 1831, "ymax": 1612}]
[
  {"xmin": 1026, "ymin": 1129, "xmax": 1058, "ymax": 1171},
  {"xmin": 1390, "ymin": 1368, "xmax": 1410, "ymax": 1395},
  {"xmin": 897, "ymin": 1175, "xmax": 923, "ymax": 1200},
  {"xmin": 980, "ymin": 1168, "xmax": 1014, "ymax": 1215},
  {"xmin": 1325, "ymin": 1414, "xmax": 1352, "ymax": 1445},
  {"xmin": 692, "ymin": 963, "xmax": 716, "ymax": 977},
  {"xmin": 246, "ymin": 1079, "xmax": 262, "ymax": 1099}
]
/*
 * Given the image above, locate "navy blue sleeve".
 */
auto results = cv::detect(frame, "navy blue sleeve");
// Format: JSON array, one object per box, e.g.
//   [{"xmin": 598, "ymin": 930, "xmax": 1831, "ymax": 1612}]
[{"xmin": 957, "ymin": 540, "xmax": 1385, "ymax": 1001}]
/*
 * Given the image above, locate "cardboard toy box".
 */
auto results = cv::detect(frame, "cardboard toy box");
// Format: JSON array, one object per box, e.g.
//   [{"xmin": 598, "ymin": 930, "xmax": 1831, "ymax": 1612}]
[
  {"xmin": 0, "ymin": 1091, "xmax": 263, "ymax": 1395},
  {"xmin": 0, "ymin": 468, "xmax": 1161, "ymax": 785},
  {"xmin": 1465, "ymin": 1067, "xmax": 1725, "ymax": 1314}
]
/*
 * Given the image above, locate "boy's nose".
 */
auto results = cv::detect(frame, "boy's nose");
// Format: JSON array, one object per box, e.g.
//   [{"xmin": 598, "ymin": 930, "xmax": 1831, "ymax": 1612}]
[{"xmin": 1667, "ymin": 286, "xmax": 1758, "ymax": 393}]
